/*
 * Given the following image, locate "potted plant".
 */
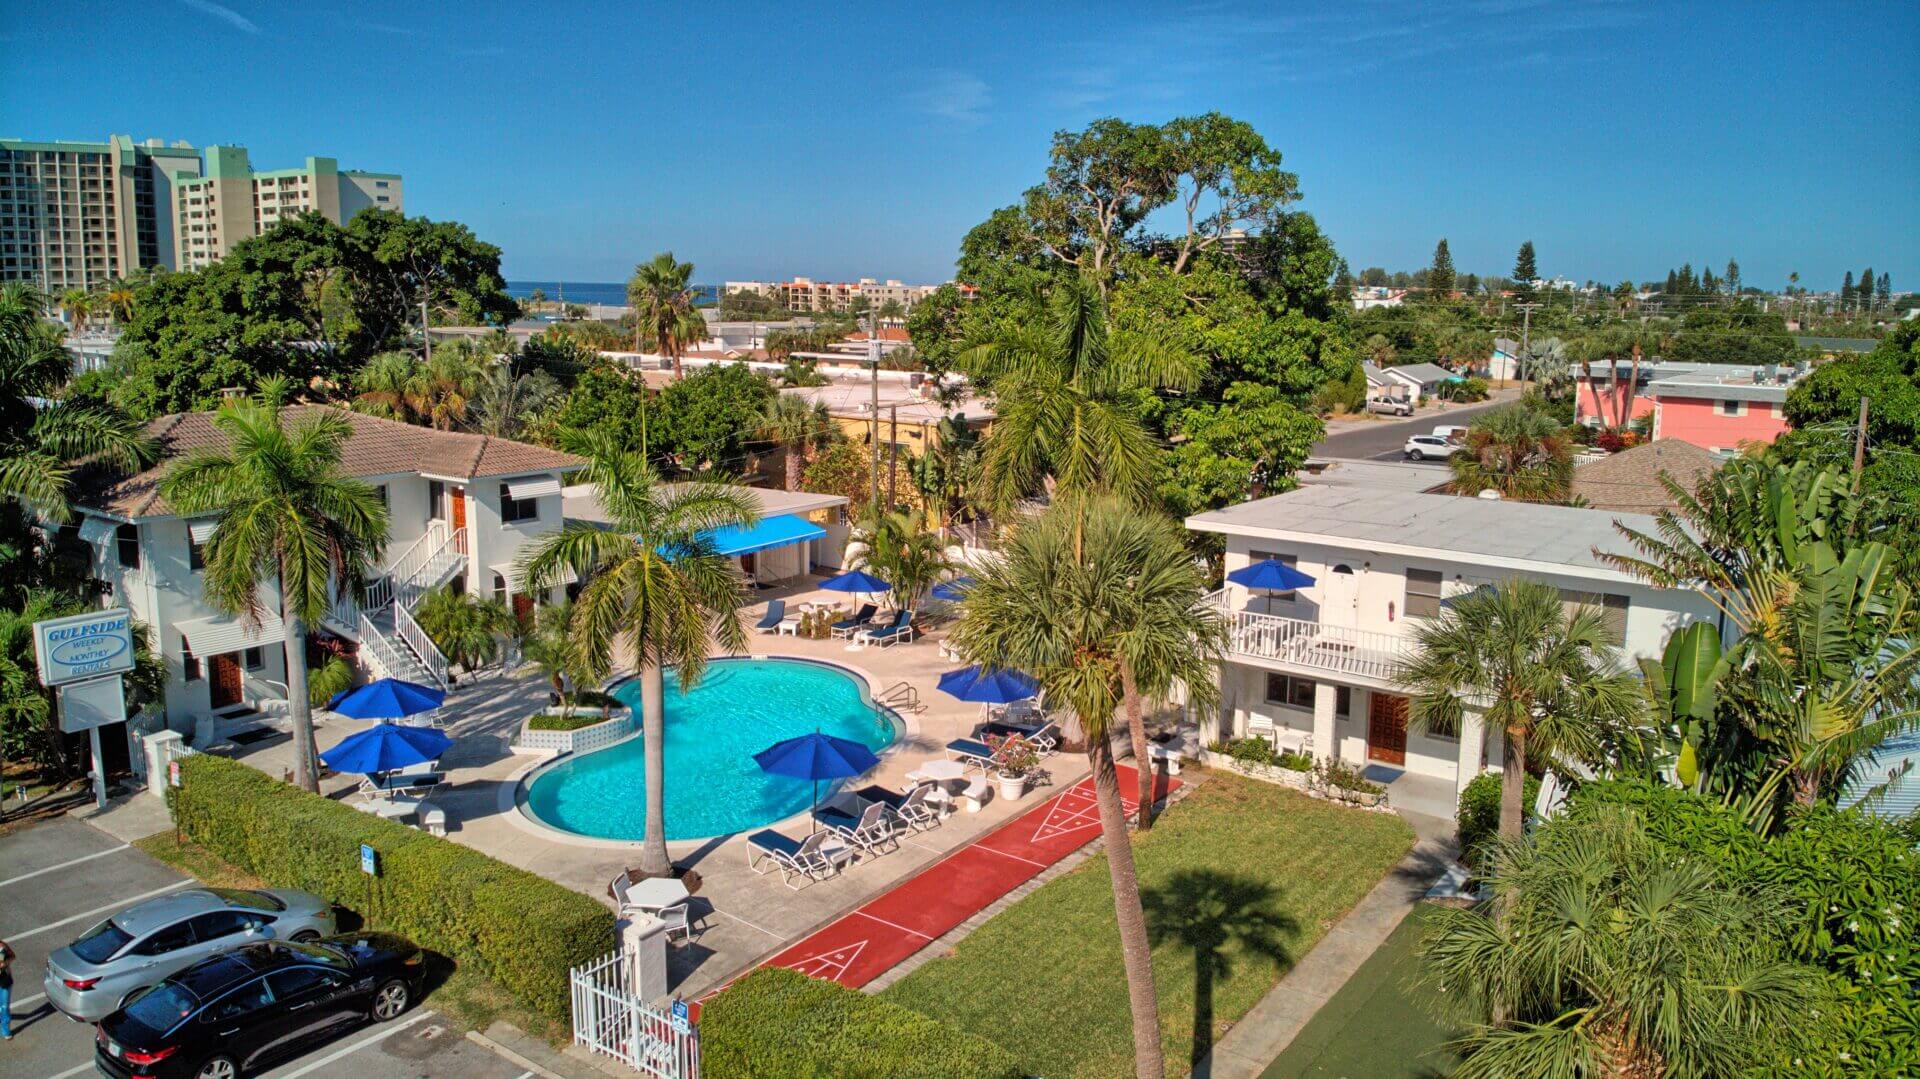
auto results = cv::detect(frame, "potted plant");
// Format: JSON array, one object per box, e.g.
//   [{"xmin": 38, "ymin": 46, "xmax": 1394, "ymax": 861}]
[{"xmin": 986, "ymin": 733, "xmax": 1041, "ymax": 801}]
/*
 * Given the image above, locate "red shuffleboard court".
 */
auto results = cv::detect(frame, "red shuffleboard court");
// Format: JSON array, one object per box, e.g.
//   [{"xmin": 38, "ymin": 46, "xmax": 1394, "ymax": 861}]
[{"xmin": 729, "ymin": 765, "xmax": 1178, "ymax": 1000}]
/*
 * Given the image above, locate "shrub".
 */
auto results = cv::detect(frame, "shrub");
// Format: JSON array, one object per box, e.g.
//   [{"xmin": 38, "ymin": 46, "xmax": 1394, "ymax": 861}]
[
  {"xmin": 1209, "ymin": 736, "xmax": 1277, "ymax": 767},
  {"xmin": 1314, "ymin": 757, "xmax": 1384, "ymax": 795},
  {"xmin": 1454, "ymin": 771, "xmax": 1539, "ymax": 863},
  {"xmin": 527, "ymin": 711, "xmax": 606, "ymax": 732},
  {"xmin": 701, "ymin": 967, "xmax": 1023, "ymax": 1078},
  {"xmin": 1276, "ymin": 751, "xmax": 1314, "ymax": 772},
  {"xmin": 166, "ymin": 754, "xmax": 611, "ymax": 1021}
]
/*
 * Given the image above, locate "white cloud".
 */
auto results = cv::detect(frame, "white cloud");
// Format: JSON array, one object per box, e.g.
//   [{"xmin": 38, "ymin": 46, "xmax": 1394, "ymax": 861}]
[
  {"xmin": 909, "ymin": 70, "xmax": 991, "ymax": 128},
  {"xmin": 178, "ymin": 0, "xmax": 260, "ymax": 34}
]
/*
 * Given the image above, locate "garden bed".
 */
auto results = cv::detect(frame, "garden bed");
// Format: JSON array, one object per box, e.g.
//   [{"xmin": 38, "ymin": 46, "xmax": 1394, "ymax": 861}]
[
  {"xmin": 514, "ymin": 704, "xmax": 631, "ymax": 755},
  {"xmin": 1201, "ymin": 740, "xmax": 1392, "ymax": 810}
]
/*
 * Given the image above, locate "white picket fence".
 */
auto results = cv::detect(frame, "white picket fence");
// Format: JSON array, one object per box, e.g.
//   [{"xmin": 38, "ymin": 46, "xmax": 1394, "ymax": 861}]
[{"xmin": 571, "ymin": 950, "xmax": 700, "ymax": 1078}]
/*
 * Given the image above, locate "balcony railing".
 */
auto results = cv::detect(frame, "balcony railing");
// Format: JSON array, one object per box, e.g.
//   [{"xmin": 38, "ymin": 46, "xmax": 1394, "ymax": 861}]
[{"xmin": 1208, "ymin": 589, "xmax": 1414, "ymax": 682}]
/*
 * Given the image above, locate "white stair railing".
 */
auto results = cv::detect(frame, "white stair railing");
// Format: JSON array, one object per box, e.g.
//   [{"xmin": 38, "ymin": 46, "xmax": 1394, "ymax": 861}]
[
  {"xmin": 340, "ymin": 524, "xmax": 467, "ymax": 691},
  {"xmin": 392, "ymin": 601, "xmax": 449, "ymax": 688}
]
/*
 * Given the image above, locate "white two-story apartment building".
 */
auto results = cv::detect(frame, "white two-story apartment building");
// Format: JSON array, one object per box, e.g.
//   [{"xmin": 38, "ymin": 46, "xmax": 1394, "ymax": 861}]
[
  {"xmin": 67, "ymin": 406, "xmax": 583, "ymax": 743},
  {"xmin": 1186, "ymin": 484, "xmax": 1722, "ymax": 813}
]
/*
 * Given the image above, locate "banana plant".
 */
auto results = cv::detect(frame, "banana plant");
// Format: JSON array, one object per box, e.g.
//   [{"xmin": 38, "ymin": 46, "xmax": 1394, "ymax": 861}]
[{"xmin": 1636, "ymin": 621, "xmax": 1730, "ymax": 788}]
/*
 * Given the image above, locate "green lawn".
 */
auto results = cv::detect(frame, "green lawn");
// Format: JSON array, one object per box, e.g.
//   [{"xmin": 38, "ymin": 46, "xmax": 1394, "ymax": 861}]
[
  {"xmin": 1263, "ymin": 905, "xmax": 1460, "ymax": 1078},
  {"xmin": 880, "ymin": 771, "xmax": 1416, "ymax": 1078}
]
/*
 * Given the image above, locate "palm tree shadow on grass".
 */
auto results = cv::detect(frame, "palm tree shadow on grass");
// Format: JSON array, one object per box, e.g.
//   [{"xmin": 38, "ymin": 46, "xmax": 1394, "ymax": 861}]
[{"xmin": 1142, "ymin": 868, "xmax": 1299, "ymax": 1068}]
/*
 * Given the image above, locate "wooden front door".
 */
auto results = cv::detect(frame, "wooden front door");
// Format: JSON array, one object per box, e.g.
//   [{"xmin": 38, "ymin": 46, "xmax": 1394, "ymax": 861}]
[
  {"xmin": 450, "ymin": 486, "xmax": 467, "ymax": 531},
  {"xmin": 210, "ymin": 653, "xmax": 244, "ymax": 709},
  {"xmin": 512, "ymin": 593, "xmax": 535, "ymax": 621},
  {"xmin": 1367, "ymin": 693, "xmax": 1408, "ymax": 765}
]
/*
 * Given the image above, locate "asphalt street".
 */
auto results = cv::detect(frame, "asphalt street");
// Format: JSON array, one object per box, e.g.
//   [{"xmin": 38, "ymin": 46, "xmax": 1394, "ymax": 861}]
[
  {"xmin": 1312, "ymin": 399, "xmax": 1509, "ymax": 464},
  {"xmin": 0, "ymin": 816, "xmax": 533, "ymax": 1079}
]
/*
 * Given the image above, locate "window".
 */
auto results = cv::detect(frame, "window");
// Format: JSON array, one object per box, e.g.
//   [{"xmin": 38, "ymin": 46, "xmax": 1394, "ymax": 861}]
[
  {"xmin": 492, "ymin": 572, "xmax": 507, "ymax": 604},
  {"xmin": 243, "ymin": 646, "xmax": 263, "ymax": 671},
  {"xmin": 1248, "ymin": 550, "xmax": 1302, "ymax": 601},
  {"xmin": 189, "ymin": 535, "xmax": 205, "ymax": 571},
  {"xmin": 186, "ymin": 910, "xmax": 259, "ymax": 942},
  {"xmin": 183, "ymin": 645, "xmax": 201, "ymax": 682},
  {"xmin": 1719, "ymin": 399, "xmax": 1746, "ymax": 417},
  {"xmin": 499, "ymin": 482, "xmax": 538, "ymax": 524},
  {"xmin": 133, "ymin": 920, "xmax": 197, "ymax": 956},
  {"xmin": 205, "ymin": 977, "xmax": 275, "ymax": 1022},
  {"xmin": 1558, "ymin": 589, "xmax": 1630, "ymax": 643},
  {"xmin": 268, "ymin": 966, "xmax": 340, "ymax": 999},
  {"xmin": 1263, "ymin": 675, "xmax": 1352, "ymax": 715},
  {"xmin": 1405, "ymin": 568, "xmax": 1444, "ymax": 618},
  {"xmin": 116, "ymin": 523, "xmax": 140, "ymax": 569},
  {"xmin": 374, "ymin": 484, "xmax": 388, "ymax": 509}
]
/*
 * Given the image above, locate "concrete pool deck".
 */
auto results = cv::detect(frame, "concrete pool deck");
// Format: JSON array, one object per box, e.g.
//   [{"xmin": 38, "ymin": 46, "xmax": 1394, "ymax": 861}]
[{"xmin": 210, "ymin": 594, "xmax": 1102, "ymax": 1000}]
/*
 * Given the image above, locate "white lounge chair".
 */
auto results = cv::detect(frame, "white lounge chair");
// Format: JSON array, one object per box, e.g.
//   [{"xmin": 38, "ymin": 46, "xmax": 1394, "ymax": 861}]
[
  {"xmin": 813, "ymin": 801, "xmax": 899, "ymax": 856},
  {"xmin": 746, "ymin": 828, "xmax": 854, "ymax": 888}
]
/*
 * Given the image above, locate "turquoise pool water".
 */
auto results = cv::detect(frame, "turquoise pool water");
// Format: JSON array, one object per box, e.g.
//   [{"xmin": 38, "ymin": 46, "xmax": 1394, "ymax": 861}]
[{"xmin": 522, "ymin": 658, "xmax": 899, "ymax": 841}]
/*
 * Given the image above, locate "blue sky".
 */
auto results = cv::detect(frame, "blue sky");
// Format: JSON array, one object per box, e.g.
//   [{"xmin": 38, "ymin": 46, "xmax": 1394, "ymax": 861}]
[{"xmin": 4, "ymin": 1, "xmax": 1915, "ymax": 289}]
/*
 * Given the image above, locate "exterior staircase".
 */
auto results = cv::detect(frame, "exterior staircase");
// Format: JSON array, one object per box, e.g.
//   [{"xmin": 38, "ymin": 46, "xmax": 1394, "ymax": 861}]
[{"xmin": 325, "ymin": 522, "xmax": 466, "ymax": 690}]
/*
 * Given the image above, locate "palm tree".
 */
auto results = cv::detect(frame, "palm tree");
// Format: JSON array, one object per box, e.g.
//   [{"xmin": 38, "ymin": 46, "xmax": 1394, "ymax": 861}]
[
  {"xmin": 951, "ymin": 494, "xmax": 1223, "ymax": 1079},
  {"xmin": 1446, "ymin": 402, "xmax": 1573, "ymax": 502},
  {"xmin": 627, "ymin": 252, "xmax": 706, "ymax": 378},
  {"xmin": 0, "ymin": 283, "xmax": 153, "ymax": 523},
  {"xmin": 520, "ymin": 598, "xmax": 593, "ymax": 699},
  {"xmin": 848, "ymin": 508, "xmax": 952, "ymax": 613},
  {"xmin": 414, "ymin": 341, "xmax": 490, "ymax": 430},
  {"xmin": 468, "ymin": 362, "xmax": 561, "ymax": 439},
  {"xmin": 1363, "ymin": 333, "xmax": 1394, "ymax": 367},
  {"xmin": 516, "ymin": 429, "xmax": 757, "ymax": 877},
  {"xmin": 958, "ymin": 275, "xmax": 1202, "ymax": 509},
  {"xmin": 102, "ymin": 279, "xmax": 138, "ymax": 325},
  {"xmin": 413, "ymin": 585, "xmax": 514, "ymax": 674},
  {"xmin": 352, "ymin": 351, "xmax": 422, "ymax": 423},
  {"xmin": 1396, "ymin": 578, "xmax": 1641, "ymax": 840},
  {"xmin": 58, "ymin": 288, "xmax": 93, "ymax": 331},
  {"xmin": 1420, "ymin": 808, "xmax": 1816, "ymax": 1077},
  {"xmin": 757, "ymin": 394, "xmax": 834, "ymax": 491},
  {"xmin": 158, "ymin": 397, "xmax": 388, "ymax": 792}
]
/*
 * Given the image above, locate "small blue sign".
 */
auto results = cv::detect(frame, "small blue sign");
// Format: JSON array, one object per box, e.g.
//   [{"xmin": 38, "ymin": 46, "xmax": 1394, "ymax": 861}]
[
  {"xmin": 670, "ymin": 998, "xmax": 690, "ymax": 1034},
  {"xmin": 360, "ymin": 844, "xmax": 378, "ymax": 876}
]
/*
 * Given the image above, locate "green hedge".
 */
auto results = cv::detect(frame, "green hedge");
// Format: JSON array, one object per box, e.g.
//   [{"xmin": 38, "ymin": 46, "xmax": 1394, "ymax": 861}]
[
  {"xmin": 701, "ymin": 967, "xmax": 1024, "ymax": 1078},
  {"xmin": 166, "ymin": 754, "xmax": 611, "ymax": 1022},
  {"xmin": 1455, "ymin": 771, "xmax": 1539, "ymax": 864}
]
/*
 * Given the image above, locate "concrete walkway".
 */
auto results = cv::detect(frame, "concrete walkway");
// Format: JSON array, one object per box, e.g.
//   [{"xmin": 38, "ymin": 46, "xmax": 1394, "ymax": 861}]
[{"xmin": 1194, "ymin": 818, "xmax": 1457, "ymax": 1079}]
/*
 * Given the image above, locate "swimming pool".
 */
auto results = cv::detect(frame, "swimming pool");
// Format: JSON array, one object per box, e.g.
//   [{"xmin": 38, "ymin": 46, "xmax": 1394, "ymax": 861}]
[{"xmin": 521, "ymin": 657, "xmax": 900, "ymax": 841}]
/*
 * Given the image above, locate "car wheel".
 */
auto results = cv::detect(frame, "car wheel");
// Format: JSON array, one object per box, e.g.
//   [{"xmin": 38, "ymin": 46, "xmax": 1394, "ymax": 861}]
[
  {"xmin": 195, "ymin": 1055, "xmax": 240, "ymax": 1079},
  {"xmin": 290, "ymin": 930, "xmax": 320, "ymax": 943},
  {"xmin": 1408, "ymin": 449, "xmax": 1424, "ymax": 461},
  {"xmin": 371, "ymin": 979, "xmax": 411, "ymax": 1022}
]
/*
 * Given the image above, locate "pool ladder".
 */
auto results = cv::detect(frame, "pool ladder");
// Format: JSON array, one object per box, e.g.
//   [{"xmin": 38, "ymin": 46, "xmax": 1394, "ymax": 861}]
[{"xmin": 878, "ymin": 681, "xmax": 923, "ymax": 713}]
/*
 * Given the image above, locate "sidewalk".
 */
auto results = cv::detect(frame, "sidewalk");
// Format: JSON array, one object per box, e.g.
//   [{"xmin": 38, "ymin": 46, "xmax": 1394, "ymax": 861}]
[{"xmin": 1193, "ymin": 829, "xmax": 1457, "ymax": 1079}]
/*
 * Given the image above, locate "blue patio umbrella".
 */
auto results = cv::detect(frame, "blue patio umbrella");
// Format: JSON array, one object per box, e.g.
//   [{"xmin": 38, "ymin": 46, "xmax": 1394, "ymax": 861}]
[
  {"xmin": 937, "ymin": 665, "xmax": 1039, "ymax": 704},
  {"xmin": 930, "ymin": 576, "xmax": 976, "ymax": 602},
  {"xmin": 753, "ymin": 730, "xmax": 882, "ymax": 834},
  {"xmin": 319, "ymin": 722, "xmax": 452, "ymax": 776},
  {"xmin": 1226, "ymin": 559, "xmax": 1317, "ymax": 612},
  {"xmin": 819, "ymin": 569, "xmax": 892, "ymax": 595},
  {"xmin": 325, "ymin": 677, "xmax": 446, "ymax": 720}
]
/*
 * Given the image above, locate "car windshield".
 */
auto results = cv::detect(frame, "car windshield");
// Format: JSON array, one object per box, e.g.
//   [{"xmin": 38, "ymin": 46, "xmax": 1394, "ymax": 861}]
[
  {"xmin": 70, "ymin": 918, "xmax": 135, "ymax": 964},
  {"xmin": 206, "ymin": 888, "xmax": 284, "ymax": 912},
  {"xmin": 123, "ymin": 982, "xmax": 199, "ymax": 1033}
]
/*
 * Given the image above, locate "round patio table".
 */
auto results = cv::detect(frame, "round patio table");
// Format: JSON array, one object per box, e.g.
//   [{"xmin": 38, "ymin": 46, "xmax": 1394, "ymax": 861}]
[
  {"xmin": 915, "ymin": 759, "xmax": 969, "ymax": 783},
  {"xmin": 624, "ymin": 875, "xmax": 690, "ymax": 912}
]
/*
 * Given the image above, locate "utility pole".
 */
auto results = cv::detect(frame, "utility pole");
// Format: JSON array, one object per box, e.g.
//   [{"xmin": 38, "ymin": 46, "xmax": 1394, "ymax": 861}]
[
  {"xmin": 1852, "ymin": 396, "xmax": 1870, "ymax": 490},
  {"xmin": 867, "ymin": 314, "xmax": 881, "ymax": 511},
  {"xmin": 1513, "ymin": 302, "xmax": 1541, "ymax": 383},
  {"xmin": 887, "ymin": 405, "xmax": 899, "ymax": 509}
]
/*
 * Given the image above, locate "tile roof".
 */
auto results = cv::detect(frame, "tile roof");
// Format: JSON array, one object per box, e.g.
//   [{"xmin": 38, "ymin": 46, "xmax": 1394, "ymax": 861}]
[
  {"xmin": 79, "ymin": 405, "xmax": 585, "ymax": 519},
  {"xmin": 1570, "ymin": 440, "xmax": 1720, "ymax": 514}
]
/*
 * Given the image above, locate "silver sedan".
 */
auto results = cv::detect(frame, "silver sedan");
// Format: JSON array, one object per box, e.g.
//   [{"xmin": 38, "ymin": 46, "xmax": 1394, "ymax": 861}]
[{"xmin": 43, "ymin": 886, "xmax": 337, "ymax": 1021}]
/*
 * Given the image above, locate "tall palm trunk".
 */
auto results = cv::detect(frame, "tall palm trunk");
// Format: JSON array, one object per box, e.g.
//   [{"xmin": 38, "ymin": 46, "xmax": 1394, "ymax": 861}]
[
  {"xmin": 1499, "ymin": 724, "xmax": 1527, "ymax": 839},
  {"xmin": 279, "ymin": 584, "xmax": 318, "ymax": 792},
  {"xmin": 1120, "ymin": 663, "xmax": 1155, "ymax": 830},
  {"xmin": 785, "ymin": 442, "xmax": 803, "ymax": 491},
  {"xmin": 636, "ymin": 662, "xmax": 673, "ymax": 877},
  {"xmin": 1090, "ymin": 732, "xmax": 1165, "ymax": 1079}
]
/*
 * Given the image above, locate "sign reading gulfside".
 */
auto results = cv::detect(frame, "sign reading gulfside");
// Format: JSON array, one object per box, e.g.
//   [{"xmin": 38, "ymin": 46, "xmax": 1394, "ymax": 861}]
[{"xmin": 33, "ymin": 608, "xmax": 136, "ymax": 687}]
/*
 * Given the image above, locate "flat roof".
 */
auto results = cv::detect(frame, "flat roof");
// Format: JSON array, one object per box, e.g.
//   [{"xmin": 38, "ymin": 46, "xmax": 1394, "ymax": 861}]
[
  {"xmin": 1297, "ymin": 458, "xmax": 1450, "ymax": 494},
  {"xmin": 785, "ymin": 383, "xmax": 996, "ymax": 424},
  {"xmin": 1187, "ymin": 485, "xmax": 1663, "ymax": 581},
  {"xmin": 1646, "ymin": 375, "xmax": 1793, "ymax": 402},
  {"xmin": 562, "ymin": 483, "xmax": 846, "ymax": 527}
]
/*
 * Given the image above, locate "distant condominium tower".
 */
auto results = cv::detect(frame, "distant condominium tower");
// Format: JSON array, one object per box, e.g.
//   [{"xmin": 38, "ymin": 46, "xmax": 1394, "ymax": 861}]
[{"xmin": 0, "ymin": 134, "xmax": 401, "ymax": 291}]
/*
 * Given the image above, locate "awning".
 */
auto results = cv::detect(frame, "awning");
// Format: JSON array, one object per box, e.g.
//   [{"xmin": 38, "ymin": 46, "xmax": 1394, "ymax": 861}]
[
  {"xmin": 505, "ymin": 476, "xmax": 562, "ymax": 500},
  {"xmin": 79, "ymin": 516, "xmax": 118, "ymax": 545},
  {"xmin": 490, "ymin": 562, "xmax": 577, "ymax": 590},
  {"xmin": 187, "ymin": 519, "xmax": 219, "ymax": 543},
  {"xmin": 701, "ymin": 514, "xmax": 827, "ymax": 558},
  {"xmin": 176, "ymin": 612, "xmax": 285, "ymax": 655}
]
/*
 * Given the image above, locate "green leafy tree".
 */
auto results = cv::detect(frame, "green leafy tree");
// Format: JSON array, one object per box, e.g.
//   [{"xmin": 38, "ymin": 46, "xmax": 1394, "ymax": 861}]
[
  {"xmin": 1420, "ymin": 805, "xmax": 1821, "ymax": 1077},
  {"xmin": 344, "ymin": 209, "xmax": 519, "ymax": 345},
  {"xmin": 516, "ymin": 430, "xmax": 756, "ymax": 877},
  {"xmin": 1156, "ymin": 384, "xmax": 1322, "ymax": 518},
  {"xmin": 1426, "ymin": 238, "xmax": 1455, "ymax": 300},
  {"xmin": 1397, "ymin": 578, "xmax": 1642, "ymax": 839},
  {"xmin": 535, "ymin": 360, "xmax": 653, "ymax": 454},
  {"xmin": 157, "ymin": 397, "xmax": 389, "ymax": 791},
  {"xmin": 654, "ymin": 363, "xmax": 776, "ymax": 474},
  {"xmin": 627, "ymin": 252, "xmax": 707, "ymax": 378},
  {"xmin": 1512, "ymin": 240, "xmax": 1536, "ymax": 303},
  {"xmin": 1446, "ymin": 402, "xmax": 1573, "ymax": 501},
  {"xmin": 950, "ymin": 495, "xmax": 1224, "ymax": 1079},
  {"xmin": 757, "ymin": 394, "xmax": 834, "ymax": 491}
]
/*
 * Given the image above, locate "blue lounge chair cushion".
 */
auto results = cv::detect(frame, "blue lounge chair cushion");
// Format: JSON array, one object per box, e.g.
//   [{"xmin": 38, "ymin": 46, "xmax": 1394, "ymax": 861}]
[
  {"xmin": 947, "ymin": 737, "xmax": 994, "ymax": 760},
  {"xmin": 866, "ymin": 612, "xmax": 915, "ymax": 640},
  {"xmin": 812, "ymin": 806, "xmax": 859, "ymax": 830},
  {"xmin": 754, "ymin": 601, "xmax": 787, "ymax": 630},
  {"xmin": 748, "ymin": 829, "xmax": 802, "ymax": 857},
  {"xmin": 983, "ymin": 720, "xmax": 1043, "ymax": 739},
  {"xmin": 832, "ymin": 604, "xmax": 877, "ymax": 632},
  {"xmin": 853, "ymin": 784, "xmax": 906, "ymax": 808}
]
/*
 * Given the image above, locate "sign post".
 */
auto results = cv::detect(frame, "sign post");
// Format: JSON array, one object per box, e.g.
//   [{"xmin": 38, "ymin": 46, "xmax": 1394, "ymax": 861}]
[{"xmin": 34, "ymin": 609, "xmax": 137, "ymax": 811}]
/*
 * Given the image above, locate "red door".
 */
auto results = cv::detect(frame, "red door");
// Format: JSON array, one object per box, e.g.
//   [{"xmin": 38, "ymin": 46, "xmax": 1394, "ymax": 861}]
[
  {"xmin": 210, "ymin": 654, "xmax": 244, "ymax": 709},
  {"xmin": 450, "ymin": 486, "xmax": 468, "ymax": 531},
  {"xmin": 512, "ymin": 593, "xmax": 535, "ymax": 622},
  {"xmin": 1367, "ymin": 693, "xmax": 1408, "ymax": 766}
]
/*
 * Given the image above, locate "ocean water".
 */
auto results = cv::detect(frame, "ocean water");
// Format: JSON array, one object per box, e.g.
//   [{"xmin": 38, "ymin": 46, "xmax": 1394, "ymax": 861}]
[
  {"xmin": 522, "ymin": 658, "xmax": 899, "ymax": 841},
  {"xmin": 507, "ymin": 280, "xmax": 719, "ymax": 307}
]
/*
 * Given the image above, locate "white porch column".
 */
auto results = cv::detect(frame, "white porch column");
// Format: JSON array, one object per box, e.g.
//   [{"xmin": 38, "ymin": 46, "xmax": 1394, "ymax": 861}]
[
  {"xmin": 1456, "ymin": 710, "xmax": 1486, "ymax": 797},
  {"xmin": 1311, "ymin": 680, "xmax": 1338, "ymax": 761}
]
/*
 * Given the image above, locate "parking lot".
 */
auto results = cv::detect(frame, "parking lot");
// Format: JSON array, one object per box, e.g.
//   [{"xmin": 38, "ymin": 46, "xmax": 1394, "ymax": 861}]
[{"xmin": 1, "ymin": 816, "xmax": 535, "ymax": 1079}]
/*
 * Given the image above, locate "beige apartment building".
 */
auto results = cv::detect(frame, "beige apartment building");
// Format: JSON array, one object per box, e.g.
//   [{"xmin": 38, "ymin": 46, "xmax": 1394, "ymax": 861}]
[
  {"xmin": 0, "ymin": 133, "xmax": 401, "ymax": 290},
  {"xmin": 723, "ymin": 276, "xmax": 967, "ymax": 313}
]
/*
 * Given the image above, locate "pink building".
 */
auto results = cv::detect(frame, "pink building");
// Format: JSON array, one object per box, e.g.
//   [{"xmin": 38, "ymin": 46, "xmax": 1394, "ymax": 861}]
[
  {"xmin": 1573, "ymin": 360, "xmax": 1721, "ymax": 429},
  {"xmin": 1646, "ymin": 369, "xmax": 1800, "ymax": 454}
]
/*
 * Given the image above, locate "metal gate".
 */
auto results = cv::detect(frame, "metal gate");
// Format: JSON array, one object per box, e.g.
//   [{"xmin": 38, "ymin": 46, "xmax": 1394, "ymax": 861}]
[{"xmin": 571, "ymin": 950, "xmax": 700, "ymax": 1078}]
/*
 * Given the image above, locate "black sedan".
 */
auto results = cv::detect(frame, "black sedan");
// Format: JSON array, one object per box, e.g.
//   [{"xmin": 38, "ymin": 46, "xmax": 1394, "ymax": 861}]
[{"xmin": 92, "ymin": 932, "xmax": 425, "ymax": 1079}]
